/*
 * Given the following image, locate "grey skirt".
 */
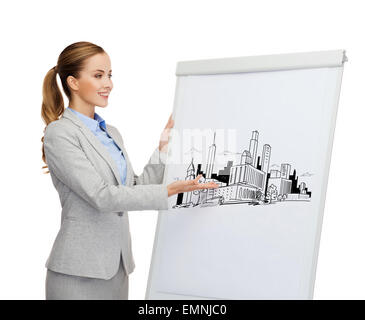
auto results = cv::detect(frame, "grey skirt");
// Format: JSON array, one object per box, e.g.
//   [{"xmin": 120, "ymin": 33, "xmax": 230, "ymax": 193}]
[{"xmin": 45, "ymin": 256, "xmax": 128, "ymax": 300}]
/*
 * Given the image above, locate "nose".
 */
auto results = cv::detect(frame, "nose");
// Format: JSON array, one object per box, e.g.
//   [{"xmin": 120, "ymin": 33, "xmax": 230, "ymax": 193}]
[
  {"xmin": 102, "ymin": 84, "xmax": 112, "ymax": 92},
  {"xmin": 103, "ymin": 77, "xmax": 113, "ymax": 90}
]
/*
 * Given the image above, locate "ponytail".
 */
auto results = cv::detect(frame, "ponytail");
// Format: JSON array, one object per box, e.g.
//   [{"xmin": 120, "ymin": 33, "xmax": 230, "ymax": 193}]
[
  {"xmin": 41, "ymin": 66, "xmax": 65, "ymax": 174},
  {"xmin": 40, "ymin": 41, "xmax": 105, "ymax": 174}
]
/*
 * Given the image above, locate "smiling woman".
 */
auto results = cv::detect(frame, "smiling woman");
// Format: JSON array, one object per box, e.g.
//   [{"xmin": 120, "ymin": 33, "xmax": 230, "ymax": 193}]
[
  {"xmin": 40, "ymin": 41, "xmax": 218, "ymax": 300},
  {"xmin": 40, "ymin": 42, "xmax": 136, "ymax": 300}
]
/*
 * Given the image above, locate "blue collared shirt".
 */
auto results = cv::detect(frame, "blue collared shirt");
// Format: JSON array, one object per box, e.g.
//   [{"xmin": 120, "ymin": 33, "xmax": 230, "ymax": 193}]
[{"xmin": 68, "ymin": 107, "xmax": 127, "ymax": 185}]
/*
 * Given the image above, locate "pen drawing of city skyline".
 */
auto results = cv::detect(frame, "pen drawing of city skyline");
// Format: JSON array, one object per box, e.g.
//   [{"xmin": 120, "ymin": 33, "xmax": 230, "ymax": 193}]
[{"xmin": 172, "ymin": 130, "xmax": 312, "ymax": 209}]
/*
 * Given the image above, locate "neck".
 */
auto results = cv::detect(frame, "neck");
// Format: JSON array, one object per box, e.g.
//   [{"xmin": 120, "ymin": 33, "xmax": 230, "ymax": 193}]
[{"xmin": 68, "ymin": 98, "xmax": 95, "ymax": 119}]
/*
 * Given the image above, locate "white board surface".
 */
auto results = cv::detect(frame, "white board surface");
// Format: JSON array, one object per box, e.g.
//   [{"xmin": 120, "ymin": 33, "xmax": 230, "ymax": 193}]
[{"xmin": 146, "ymin": 50, "xmax": 346, "ymax": 300}]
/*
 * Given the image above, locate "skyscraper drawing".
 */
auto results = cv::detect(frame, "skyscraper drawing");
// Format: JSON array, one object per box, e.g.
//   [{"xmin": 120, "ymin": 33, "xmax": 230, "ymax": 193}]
[
  {"xmin": 240, "ymin": 150, "xmax": 252, "ymax": 165},
  {"xmin": 261, "ymin": 144, "xmax": 271, "ymax": 173},
  {"xmin": 182, "ymin": 157, "xmax": 196, "ymax": 205},
  {"xmin": 261, "ymin": 144, "xmax": 271, "ymax": 195},
  {"xmin": 205, "ymin": 131, "xmax": 217, "ymax": 179},
  {"xmin": 281, "ymin": 164, "xmax": 291, "ymax": 179},
  {"xmin": 249, "ymin": 131, "xmax": 259, "ymax": 169},
  {"xmin": 299, "ymin": 182, "xmax": 306, "ymax": 194}
]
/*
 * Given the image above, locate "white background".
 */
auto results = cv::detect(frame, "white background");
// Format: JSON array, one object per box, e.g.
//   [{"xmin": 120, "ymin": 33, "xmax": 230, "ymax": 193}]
[{"xmin": 0, "ymin": 0, "xmax": 363, "ymax": 299}]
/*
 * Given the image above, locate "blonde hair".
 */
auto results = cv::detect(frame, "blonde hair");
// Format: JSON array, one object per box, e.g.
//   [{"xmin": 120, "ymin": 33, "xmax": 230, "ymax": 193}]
[{"xmin": 41, "ymin": 41, "xmax": 105, "ymax": 173}]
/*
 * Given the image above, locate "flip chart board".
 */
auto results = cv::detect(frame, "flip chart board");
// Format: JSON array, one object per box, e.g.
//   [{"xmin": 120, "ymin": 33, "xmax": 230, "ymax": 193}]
[{"xmin": 146, "ymin": 50, "xmax": 347, "ymax": 299}]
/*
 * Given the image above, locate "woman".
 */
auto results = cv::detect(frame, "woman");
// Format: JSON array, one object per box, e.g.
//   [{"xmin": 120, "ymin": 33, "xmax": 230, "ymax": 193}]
[{"xmin": 41, "ymin": 41, "xmax": 218, "ymax": 300}]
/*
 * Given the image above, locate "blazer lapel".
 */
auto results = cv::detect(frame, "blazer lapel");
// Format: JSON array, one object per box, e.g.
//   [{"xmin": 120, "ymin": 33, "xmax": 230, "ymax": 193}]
[
  {"xmin": 105, "ymin": 124, "xmax": 133, "ymax": 186},
  {"xmin": 61, "ymin": 108, "xmax": 123, "ymax": 186}
]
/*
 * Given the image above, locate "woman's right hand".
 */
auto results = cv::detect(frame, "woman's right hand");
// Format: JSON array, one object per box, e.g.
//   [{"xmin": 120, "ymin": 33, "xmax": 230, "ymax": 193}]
[{"xmin": 167, "ymin": 174, "xmax": 219, "ymax": 197}]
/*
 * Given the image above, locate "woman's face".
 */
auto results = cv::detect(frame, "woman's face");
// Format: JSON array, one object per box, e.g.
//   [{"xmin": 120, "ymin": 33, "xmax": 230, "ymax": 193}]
[{"xmin": 68, "ymin": 52, "xmax": 113, "ymax": 108}]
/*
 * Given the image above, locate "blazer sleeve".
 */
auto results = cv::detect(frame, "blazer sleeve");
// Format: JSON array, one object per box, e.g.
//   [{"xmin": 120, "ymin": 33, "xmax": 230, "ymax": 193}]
[
  {"xmin": 107, "ymin": 124, "xmax": 167, "ymax": 186},
  {"xmin": 43, "ymin": 122, "xmax": 169, "ymax": 214},
  {"xmin": 132, "ymin": 146, "xmax": 167, "ymax": 186}
]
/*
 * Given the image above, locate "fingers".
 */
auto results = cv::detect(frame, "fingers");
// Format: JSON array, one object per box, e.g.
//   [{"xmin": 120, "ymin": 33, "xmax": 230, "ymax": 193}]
[
  {"xmin": 165, "ymin": 114, "xmax": 174, "ymax": 129},
  {"xmin": 186, "ymin": 184, "xmax": 218, "ymax": 192},
  {"xmin": 187, "ymin": 175, "xmax": 218, "ymax": 191},
  {"xmin": 168, "ymin": 116, "xmax": 174, "ymax": 128},
  {"xmin": 198, "ymin": 182, "xmax": 219, "ymax": 189},
  {"xmin": 191, "ymin": 175, "xmax": 217, "ymax": 186},
  {"xmin": 193, "ymin": 174, "xmax": 202, "ymax": 184}
]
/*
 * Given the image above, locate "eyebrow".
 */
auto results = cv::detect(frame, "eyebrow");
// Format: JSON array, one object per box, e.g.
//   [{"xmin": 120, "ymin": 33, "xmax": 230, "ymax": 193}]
[{"xmin": 93, "ymin": 69, "xmax": 112, "ymax": 73}]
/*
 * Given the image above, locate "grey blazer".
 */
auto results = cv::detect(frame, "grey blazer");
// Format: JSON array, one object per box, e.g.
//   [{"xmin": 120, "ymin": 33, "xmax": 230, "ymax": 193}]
[{"xmin": 43, "ymin": 107, "xmax": 169, "ymax": 280}]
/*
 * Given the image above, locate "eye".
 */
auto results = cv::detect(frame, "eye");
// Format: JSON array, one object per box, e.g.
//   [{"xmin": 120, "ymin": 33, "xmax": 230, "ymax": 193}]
[{"xmin": 95, "ymin": 74, "xmax": 112, "ymax": 78}]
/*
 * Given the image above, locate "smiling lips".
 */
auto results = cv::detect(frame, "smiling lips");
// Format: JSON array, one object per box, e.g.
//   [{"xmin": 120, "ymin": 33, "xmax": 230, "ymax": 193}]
[{"xmin": 98, "ymin": 92, "xmax": 109, "ymax": 99}]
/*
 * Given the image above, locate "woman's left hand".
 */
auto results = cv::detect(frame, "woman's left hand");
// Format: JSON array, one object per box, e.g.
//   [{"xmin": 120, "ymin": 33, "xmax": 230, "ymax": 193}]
[{"xmin": 159, "ymin": 113, "xmax": 174, "ymax": 153}]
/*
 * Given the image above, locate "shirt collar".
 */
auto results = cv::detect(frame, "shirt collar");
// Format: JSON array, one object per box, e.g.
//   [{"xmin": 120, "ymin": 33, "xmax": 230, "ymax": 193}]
[{"xmin": 68, "ymin": 107, "xmax": 106, "ymax": 132}]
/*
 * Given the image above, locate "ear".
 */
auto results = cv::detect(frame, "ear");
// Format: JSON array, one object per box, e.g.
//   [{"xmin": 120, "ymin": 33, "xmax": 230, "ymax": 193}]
[{"xmin": 67, "ymin": 75, "xmax": 79, "ymax": 91}]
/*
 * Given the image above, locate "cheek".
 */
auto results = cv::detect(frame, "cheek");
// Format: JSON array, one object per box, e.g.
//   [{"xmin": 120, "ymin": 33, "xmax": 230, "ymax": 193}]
[{"xmin": 80, "ymin": 80, "xmax": 100, "ymax": 96}]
